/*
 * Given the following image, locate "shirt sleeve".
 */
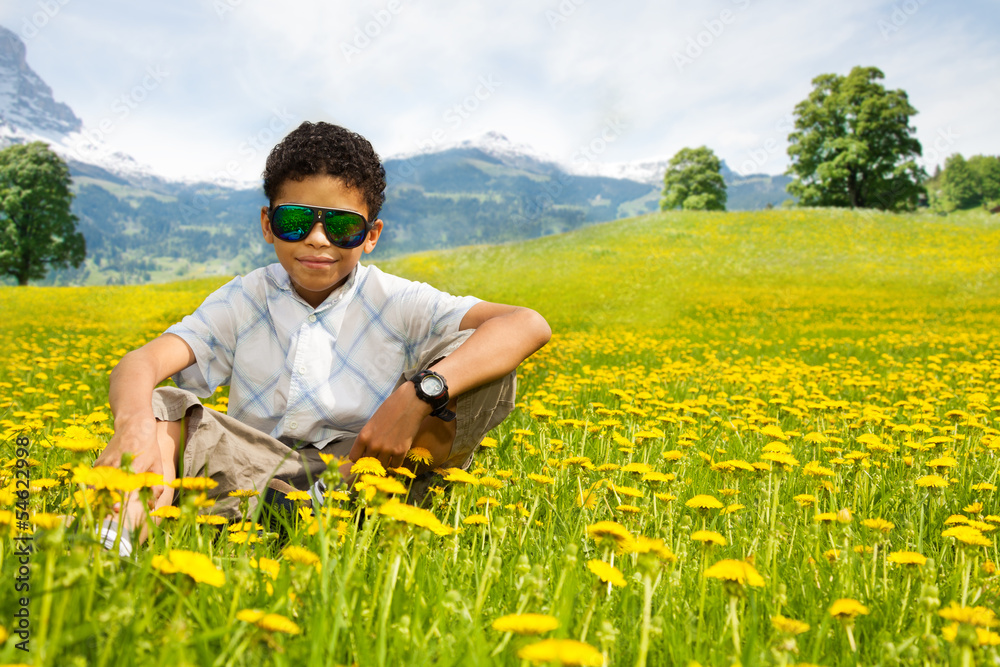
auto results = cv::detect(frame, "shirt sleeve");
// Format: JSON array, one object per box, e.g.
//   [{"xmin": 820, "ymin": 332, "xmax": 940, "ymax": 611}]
[
  {"xmin": 394, "ymin": 279, "xmax": 480, "ymax": 369},
  {"xmin": 164, "ymin": 276, "xmax": 244, "ymax": 397}
]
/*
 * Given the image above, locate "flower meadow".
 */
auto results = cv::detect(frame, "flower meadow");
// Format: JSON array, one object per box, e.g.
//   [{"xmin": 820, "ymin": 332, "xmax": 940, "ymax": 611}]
[{"xmin": 1, "ymin": 208, "xmax": 999, "ymax": 666}]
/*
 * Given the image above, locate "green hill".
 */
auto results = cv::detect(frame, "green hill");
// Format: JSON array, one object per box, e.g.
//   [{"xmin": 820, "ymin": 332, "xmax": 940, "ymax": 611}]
[
  {"xmin": 378, "ymin": 207, "xmax": 1000, "ymax": 337},
  {"xmin": 9, "ymin": 207, "xmax": 994, "ymax": 346}
]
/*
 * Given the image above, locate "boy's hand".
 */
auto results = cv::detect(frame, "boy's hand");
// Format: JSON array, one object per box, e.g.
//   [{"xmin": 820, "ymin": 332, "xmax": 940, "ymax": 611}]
[
  {"xmin": 95, "ymin": 417, "xmax": 163, "ymax": 476},
  {"xmin": 349, "ymin": 382, "xmax": 432, "ymax": 470},
  {"xmin": 94, "ymin": 417, "xmax": 172, "ymax": 505}
]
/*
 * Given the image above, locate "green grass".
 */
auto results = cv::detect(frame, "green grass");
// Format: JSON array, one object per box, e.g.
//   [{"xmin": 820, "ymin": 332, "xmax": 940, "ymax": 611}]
[{"xmin": 1, "ymin": 207, "xmax": 998, "ymax": 666}]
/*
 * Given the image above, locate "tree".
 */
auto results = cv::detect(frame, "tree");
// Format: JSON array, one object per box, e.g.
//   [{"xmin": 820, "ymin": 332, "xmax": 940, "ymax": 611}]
[
  {"xmin": 660, "ymin": 146, "xmax": 727, "ymax": 211},
  {"xmin": 0, "ymin": 142, "xmax": 85, "ymax": 285},
  {"xmin": 967, "ymin": 155, "xmax": 1000, "ymax": 205},
  {"xmin": 941, "ymin": 154, "xmax": 981, "ymax": 209},
  {"xmin": 786, "ymin": 66, "xmax": 925, "ymax": 211}
]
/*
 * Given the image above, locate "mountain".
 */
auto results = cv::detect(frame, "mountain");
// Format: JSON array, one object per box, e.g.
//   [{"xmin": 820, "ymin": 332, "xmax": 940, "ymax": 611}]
[{"xmin": 0, "ymin": 25, "xmax": 791, "ymax": 286}]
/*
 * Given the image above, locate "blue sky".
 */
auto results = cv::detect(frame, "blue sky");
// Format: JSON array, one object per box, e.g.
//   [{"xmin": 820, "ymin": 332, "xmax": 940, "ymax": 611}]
[{"xmin": 1, "ymin": 0, "xmax": 997, "ymax": 182}]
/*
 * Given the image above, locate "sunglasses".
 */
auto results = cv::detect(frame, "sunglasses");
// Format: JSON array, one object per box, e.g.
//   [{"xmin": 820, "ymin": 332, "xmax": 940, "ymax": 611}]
[{"xmin": 268, "ymin": 203, "xmax": 371, "ymax": 249}]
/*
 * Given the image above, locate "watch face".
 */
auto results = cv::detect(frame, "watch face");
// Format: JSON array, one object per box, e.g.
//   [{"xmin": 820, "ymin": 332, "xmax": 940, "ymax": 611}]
[{"xmin": 420, "ymin": 375, "xmax": 445, "ymax": 397}]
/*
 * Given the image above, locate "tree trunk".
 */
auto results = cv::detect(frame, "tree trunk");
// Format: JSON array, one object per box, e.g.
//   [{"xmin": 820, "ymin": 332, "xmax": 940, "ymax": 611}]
[{"xmin": 848, "ymin": 171, "xmax": 859, "ymax": 209}]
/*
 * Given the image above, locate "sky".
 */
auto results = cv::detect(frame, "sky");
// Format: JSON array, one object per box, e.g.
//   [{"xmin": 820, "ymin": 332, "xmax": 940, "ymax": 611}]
[{"xmin": 1, "ymin": 0, "xmax": 998, "ymax": 183}]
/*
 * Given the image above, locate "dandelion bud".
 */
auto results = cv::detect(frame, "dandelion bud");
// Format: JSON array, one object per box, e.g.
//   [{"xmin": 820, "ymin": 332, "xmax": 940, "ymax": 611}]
[
  {"xmin": 918, "ymin": 583, "xmax": 940, "ymax": 611},
  {"xmin": 837, "ymin": 508, "xmax": 853, "ymax": 524},
  {"xmin": 515, "ymin": 554, "xmax": 531, "ymax": 576}
]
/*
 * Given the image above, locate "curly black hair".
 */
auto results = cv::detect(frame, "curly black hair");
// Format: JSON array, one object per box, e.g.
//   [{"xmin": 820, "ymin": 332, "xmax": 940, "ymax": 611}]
[{"xmin": 262, "ymin": 121, "xmax": 386, "ymax": 221}]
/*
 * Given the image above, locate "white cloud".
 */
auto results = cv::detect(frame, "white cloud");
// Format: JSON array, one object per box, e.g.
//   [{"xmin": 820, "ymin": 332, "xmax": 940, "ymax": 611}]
[{"xmin": 0, "ymin": 0, "xmax": 996, "ymax": 181}]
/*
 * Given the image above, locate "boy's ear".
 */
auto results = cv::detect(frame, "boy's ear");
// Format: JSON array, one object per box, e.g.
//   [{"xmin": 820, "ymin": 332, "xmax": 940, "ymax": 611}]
[
  {"xmin": 363, "ymin": 219, "xmax": 383, "ymax": 254},
  {"xmin": 260, "ymin": 206, "xmax": 275, "ymax": 244}
]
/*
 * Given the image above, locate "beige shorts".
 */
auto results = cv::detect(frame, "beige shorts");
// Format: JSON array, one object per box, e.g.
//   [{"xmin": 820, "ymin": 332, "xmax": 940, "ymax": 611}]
[{"xmin": 151, "ymin": 330, "xmax": 516, "ymax": 519}]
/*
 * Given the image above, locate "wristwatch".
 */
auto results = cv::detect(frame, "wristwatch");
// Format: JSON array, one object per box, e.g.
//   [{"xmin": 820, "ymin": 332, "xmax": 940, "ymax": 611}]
[{"xmin": 410, "ymin": 369, "xmax": 456, "ymax": 421}]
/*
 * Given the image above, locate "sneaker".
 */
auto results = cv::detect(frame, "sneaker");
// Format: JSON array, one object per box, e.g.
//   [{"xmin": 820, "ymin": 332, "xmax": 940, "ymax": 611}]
[{"xmin": 98, "ymin": 518, "xmax": 133, "ymax": 558}]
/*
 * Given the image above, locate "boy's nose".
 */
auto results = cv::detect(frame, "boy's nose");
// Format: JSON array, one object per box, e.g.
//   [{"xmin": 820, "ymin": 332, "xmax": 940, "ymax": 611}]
[{"xmin": 303, "ymin": 221, "xmax": 330, "ymax": 246}]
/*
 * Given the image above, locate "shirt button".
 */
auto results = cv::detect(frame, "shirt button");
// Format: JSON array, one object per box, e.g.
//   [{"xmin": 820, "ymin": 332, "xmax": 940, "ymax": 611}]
[
  {"xmin": 297, "ymin": 366, "xmax": 306, "ymax": 374},
  {"xmin": 289, "ymin": 421, "xmax": 298, "ymax": 430},
  {"xmin": 308, "ymin": 314, "xmax": 317, "ymax": 323}
]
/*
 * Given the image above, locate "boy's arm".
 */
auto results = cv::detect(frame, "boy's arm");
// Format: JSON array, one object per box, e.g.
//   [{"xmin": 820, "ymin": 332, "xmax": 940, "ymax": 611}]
[
  {"xmin": 350, "ymin": 302, "xmax": 551, "ymax": 469},
  {"xmin": 94, "ymin": 333, "xmax": 196, "ymax": 477}
]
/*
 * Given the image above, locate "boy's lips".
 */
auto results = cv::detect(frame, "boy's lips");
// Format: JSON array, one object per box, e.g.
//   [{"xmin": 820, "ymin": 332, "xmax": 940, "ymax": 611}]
[{"xmin": 297, "ymin": 256, "xmax": 337, "ymax": 268}]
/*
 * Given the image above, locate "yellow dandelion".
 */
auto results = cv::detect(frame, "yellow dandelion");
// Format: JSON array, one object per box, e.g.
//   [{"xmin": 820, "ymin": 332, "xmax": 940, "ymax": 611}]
[
  {"xmin": 491, "ymin": 613, "xmax": 560, "ymax": 635},
  {"xmin": 517, "ymin": 639, "xmax": 604, "ymax": 666},
  {"xmin": 887, "ymin": 551, "xmax": 927, "ymax": 566},
  {"xmin": 166, "ymin": 476, "xmax": 218, "ymax": 490},
  {"xmin": 915, "ymin": 475, "xmax": 949, "ymax": 488},
  {"xmin": 609, "ymin": 484, "xmax": 643, "ymax": 498},
  {"xmin": 527, "ymin": 473, "xmax": 555, "ymax": 485},
  {"xmin": 704, "ymin": 559, "xmax": 765, "ymax": 587},
  {"xmin": 351, "ymin": 457, "xmax": 386, "ymax": 477},
  {"xmin": 860, "ymin": 518, "xmax": 895, "ymax": 533},
  {"xmin": 195, "ymin": 515, "xmax": 228, "ymax": 526},
  {"xmin": 829, "ymin": 598, "xmax": 869, "ymax": 620},
  {"xmin": 685, "ymin": 494, "xmax": 724, "ymax": 510},
  {"xmin": 150, "ymin": 506, "xmax": 181, "ymax": 519},
  {"xmin": 587, "ymin": 559, "xmax": 626, "ymax": 587},
  {"xmin": 691, "ymin": 530, "xmax": 726, "ymax": 546},
  {"xmin": 237, "ymin": 609, "xmax": 301, "ymax": 635},
  {"xmin": 463, "ymin": 514, "xmax": 489, "ymax": 525},
  {"xmin": 942, "ymin": 525, "xmax": 992, "ymax": 547},
  {"xmin": 390, "ymin": 466, "xmax": 417, "ymax": 479},
  {"xmin": 379, "ymin": 499, "xmax": 453, "ymax": 536},
  {"xmin": 281, "ymin": 545, "xmax": 320, "ymax": 566},
  {"xmin": 772, "ymin": 615, "xmax": 810, "ymax": 635},
  {"xmin": 228, "ymin": 489, "xmax": 260, "ymax": 498},
  {"xmin": 152, "ymin": 549, "xmax": 225, "ymax": 587},
  {"xmin": 938, "ymin": 603, "xmax": 998, "ymax": 627},
  {"xmin": 628, "ymin": 536, "xmax": 677, "ymax": 562},
  {"xmin": 586, "ymin": 521, "xmax": 634, "ymax": 549},
  {"xmin": 406, "ymin": 447, "xmax": 433, "ymax": 465},
  {"xmin": 361, "ymin": 474, "xmax": 409, "ymax": 495},
  {"xmin": 30, "ymin": 513, "xmax": 64, "ymax": 530}
]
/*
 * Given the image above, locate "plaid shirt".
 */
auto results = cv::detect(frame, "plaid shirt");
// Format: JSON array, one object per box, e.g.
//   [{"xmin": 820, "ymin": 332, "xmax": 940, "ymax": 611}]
[{"xmin": 165, "ymin": 262, "xmax": 479, "ymax": 448}]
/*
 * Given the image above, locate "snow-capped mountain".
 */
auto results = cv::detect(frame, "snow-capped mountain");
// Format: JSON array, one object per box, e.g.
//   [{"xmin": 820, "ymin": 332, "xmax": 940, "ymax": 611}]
[{"xmin": 0, "ymin": 24, "xmax": 166, "ymax": 184}]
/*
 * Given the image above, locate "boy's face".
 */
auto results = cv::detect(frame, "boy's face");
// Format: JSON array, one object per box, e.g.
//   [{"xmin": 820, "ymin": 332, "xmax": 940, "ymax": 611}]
[{"xmin": 260, "ymin": 174, "xmax": 383, "ymax": 308}]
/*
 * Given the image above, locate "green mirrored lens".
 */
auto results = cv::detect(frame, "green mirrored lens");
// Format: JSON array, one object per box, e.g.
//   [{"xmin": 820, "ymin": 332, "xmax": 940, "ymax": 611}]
[
  {"xmin": 324, "ymin": 211, "xmax": 367, "ymax": 247},
  {"xmin": 272, "ymin": 206, "xmax": 314, "ymax": 241}
]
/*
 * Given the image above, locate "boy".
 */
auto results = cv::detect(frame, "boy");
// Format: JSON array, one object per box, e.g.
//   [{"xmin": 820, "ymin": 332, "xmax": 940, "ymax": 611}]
[{"xmin": 95, "ymin": 122, "xmax": 550, "ymax": 552}]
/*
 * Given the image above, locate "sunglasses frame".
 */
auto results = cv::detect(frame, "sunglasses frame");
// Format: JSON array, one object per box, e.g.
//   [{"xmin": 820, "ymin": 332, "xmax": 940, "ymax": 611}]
[{"xmin": 267, "ymin": 203, "xmax": 372, "ymax": 249}]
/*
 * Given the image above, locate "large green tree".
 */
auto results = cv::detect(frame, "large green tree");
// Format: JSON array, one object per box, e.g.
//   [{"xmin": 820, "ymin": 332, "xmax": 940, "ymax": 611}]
[
  {"xmin": 786, "ymin": 66, "xmax": 925, "ymax": 211},
  {"xmin": 0, "ymin": 142, "xmax": 85, "ymax": 285},
  {"xmin": 660, "ymin": 146, "xmax": 727, "ymax": 211}
]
